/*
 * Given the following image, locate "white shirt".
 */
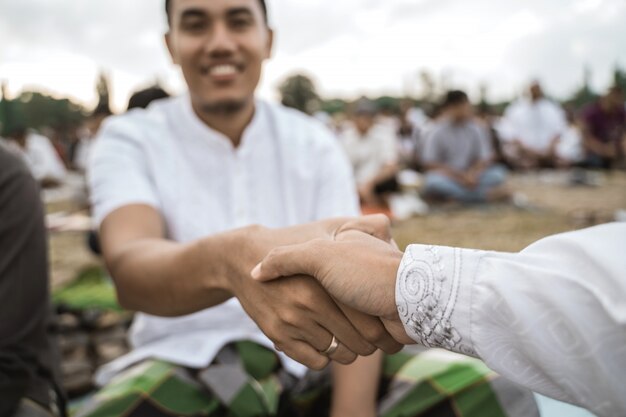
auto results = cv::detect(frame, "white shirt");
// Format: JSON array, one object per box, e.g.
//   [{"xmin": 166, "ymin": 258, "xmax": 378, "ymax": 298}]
[
  {"xmin": 340, "ymin": 123, "xmax": 398, "ymax": 186},
  {"xmin": 396, "ymin": 223, "xmax": 626, "ymax": 417},
  {"xmin": 89, "ymin": 95, "xmax": 359, "ymax": 385},
  {"xmin": 7, "ymin": 133, "xmax": 66, "ymax": 182},
  {"xmin": 499, "ymin": 98, "xmax": 567, "ymax": 153}
]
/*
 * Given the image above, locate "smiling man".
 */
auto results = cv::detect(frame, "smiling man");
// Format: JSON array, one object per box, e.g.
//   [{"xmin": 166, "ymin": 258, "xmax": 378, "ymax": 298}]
[
  {"xmin": 80, "ymin": 0, "xmax": 400, "ymax": 416},
  {"xmin": 77, "ymin": 1, "xmax": 539, "ymax": 416}
]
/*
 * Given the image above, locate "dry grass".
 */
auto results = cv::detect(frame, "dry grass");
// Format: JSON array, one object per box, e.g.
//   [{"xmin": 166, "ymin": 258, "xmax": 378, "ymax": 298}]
[{"xmin": 392, "ymin": 171, "xmax": 626, "ymax": 252}]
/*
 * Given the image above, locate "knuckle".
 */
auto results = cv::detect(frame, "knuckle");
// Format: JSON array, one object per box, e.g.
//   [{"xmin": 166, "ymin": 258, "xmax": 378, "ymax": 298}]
[
  {"xmin": 309, "ymin": 356, "xmax": 330, "ymax": 371},
  {"xmin": 337, "ymin": 352, "xmax": 358, "ymax": 365},
  {"xmin": 279, "ymin": 309, "xmax": 301, "ymax": 327},
  {"xmin": 363, "ymin": 325, "xmax": 387, "ymax": 344}
]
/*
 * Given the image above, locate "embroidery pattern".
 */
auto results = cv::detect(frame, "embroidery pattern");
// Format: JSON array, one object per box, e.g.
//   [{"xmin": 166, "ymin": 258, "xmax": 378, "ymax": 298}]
[{"xmin": 397, "ymin": 246, "xmax": 470, "ymax": 353}]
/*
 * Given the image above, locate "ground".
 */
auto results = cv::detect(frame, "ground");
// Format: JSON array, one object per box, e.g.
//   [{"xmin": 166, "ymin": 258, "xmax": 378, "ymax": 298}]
[{"xmin": 49, "ymin": 171, "xmax": 626, "ymax": 289}]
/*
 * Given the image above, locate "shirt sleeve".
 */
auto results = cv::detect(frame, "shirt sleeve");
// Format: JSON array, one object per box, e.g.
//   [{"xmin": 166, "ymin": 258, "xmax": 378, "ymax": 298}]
[
  {"xmin": 395, "ymin": 224, "xmax": 626, "ymax": 417},
  {"xmin": 421, "ymin": 127, "xmax": 442, "ymax": 166},
  {"xmin": 379, "ymin": 127, "xmax": 399, "ymax": 165},
  {"xmin": 88, "ymin": 116, "xmax": 161, "ymax": 227},
  {"xmin": 476, "ymin": 125, "xmax": 494, "ymax": 162}
]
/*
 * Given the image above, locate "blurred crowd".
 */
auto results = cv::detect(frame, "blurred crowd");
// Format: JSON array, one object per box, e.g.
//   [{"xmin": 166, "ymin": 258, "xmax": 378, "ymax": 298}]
[
  {"xmin": 1, "ymin": 81, "xmax": 625, "ymax": 222},
  {"xmin": 318, "ymin": 81, "xmax": 626, "ymax": 219}
]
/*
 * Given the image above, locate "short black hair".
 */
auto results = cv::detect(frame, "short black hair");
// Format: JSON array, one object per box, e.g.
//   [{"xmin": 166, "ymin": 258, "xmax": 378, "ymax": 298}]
[
  {"xmin": 443, "ymin": 90, "xmax": 469, "ymax": 108},
  {"xmin": 128, "ymin": 86, "xmax": 170, "ymax": 110},
  {"xmin": 165, "ymin": 0, "xmax": 268, "ymax": 25}
]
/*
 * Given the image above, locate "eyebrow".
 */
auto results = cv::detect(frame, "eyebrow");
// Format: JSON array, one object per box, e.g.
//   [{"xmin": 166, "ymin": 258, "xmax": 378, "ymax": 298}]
[
  {"xmin": 180, "ymin": 8, "xmax": 207, "ymax": 20},
  {"xmin": 225, "ymin": 7, "xmax": 255, "ymax": 19}
]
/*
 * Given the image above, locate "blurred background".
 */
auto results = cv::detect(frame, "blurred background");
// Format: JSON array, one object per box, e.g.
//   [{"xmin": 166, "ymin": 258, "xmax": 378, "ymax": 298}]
[{"xmin": 1, "ymin": 0, "xmax": 625, "ymax": 410}]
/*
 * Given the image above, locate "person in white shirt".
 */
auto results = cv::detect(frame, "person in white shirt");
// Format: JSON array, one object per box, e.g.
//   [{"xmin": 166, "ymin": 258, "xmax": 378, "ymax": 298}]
[
  {"xmin": 253, "ymin": 219, "xmax": 626, "ymax": 417},
  {"xmin": 340, "ymin": 102, "xmax": 400, "ymax": 206},
  {"xmin": 80, "ymin": 1, "xmax": 421, "ymax": 417},
  {"xmin": 6, "ymin": 127, "xmax": 66, "ymax": 187},
  {"xmin": 499, "ymin": 82, "xmax": 568, "ymax": 169}
]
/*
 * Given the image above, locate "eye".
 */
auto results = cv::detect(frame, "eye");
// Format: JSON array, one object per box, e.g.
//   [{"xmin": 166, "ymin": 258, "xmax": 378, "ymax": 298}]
[
  {"xmin": 230, "ymin": 17, "xmax": 253, "ymax": 30},
  {"xmin": 181, "ymin": 19, "xmax": 207, "ymax": 32}
]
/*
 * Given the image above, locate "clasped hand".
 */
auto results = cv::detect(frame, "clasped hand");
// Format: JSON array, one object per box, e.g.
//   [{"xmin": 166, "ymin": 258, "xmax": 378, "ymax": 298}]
[{"xmin": 236, "ymin": 215, "xmax": 412, "ymax": 370}]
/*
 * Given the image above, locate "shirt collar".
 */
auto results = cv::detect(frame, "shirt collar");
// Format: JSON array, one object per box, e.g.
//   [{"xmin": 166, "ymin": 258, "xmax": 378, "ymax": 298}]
[{"xmin": 178, "ymin": 93, "xmax": 267, "ymax": 153}]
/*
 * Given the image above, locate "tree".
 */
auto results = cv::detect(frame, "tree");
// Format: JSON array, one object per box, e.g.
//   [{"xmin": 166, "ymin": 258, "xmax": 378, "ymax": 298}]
[
  {"xmin": 95, "ymin": 71, "xmax": 112, "ymax": 113},
  {"xmin": 278, "ymin": 74, "xmax": 320, "ymax": 114}
]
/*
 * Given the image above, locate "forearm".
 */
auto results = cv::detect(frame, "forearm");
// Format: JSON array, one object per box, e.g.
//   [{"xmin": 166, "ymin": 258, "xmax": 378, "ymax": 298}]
[
  {"xmin": 107, "ymin": 219, "xmax": 354, "ymax": 317},
  {"xmin": 331, "ymin": 350, "xmax": 383, "ymax": 416},
  {"xmin": 105, "ymin": 232, "xmax": 237, "ymax": 317},
  {"xmin": 425, "ymin": 163, "xmax": 459, "ymax": 179},
  {"xmin": 395, "ymin": 224, "xmax": 626, "ymax": 414}
]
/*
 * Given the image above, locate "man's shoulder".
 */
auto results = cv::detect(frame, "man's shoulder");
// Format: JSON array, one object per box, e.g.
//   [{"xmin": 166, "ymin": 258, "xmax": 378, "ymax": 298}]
[{"xmin": 99, "ymin": 96, "xmax": 180, "ymax": 142}]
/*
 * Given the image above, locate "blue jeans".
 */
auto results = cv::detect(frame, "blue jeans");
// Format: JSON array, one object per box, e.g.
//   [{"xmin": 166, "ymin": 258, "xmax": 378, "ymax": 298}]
[{"xmin": 424, "ymin": 165, "xmax": 507, "ymax": 203}]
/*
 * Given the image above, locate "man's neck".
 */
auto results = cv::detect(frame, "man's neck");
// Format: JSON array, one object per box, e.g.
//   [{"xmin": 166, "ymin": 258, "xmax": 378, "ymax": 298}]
[{"xmin": 192, "ymin": 98, "xmax": 256, "ymax": 148}]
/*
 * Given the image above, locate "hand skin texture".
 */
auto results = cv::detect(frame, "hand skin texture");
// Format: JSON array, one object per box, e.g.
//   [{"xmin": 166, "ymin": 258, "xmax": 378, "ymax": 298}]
[{"xmin": 252, "ymin": 223, "xmax": 415, "ymax": 347}]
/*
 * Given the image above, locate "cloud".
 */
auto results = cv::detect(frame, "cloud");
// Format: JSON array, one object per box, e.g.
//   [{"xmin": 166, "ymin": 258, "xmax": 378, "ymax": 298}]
[{"xmin": 0, "ymin": 0, "xmax": 624, "ymax": 108}]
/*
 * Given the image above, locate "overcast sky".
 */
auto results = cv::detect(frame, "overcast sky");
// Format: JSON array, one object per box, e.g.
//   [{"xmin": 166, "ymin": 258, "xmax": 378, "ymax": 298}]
[{"xmin": 1, "ymin": 0, "xmax": 625, "ymax": 111}]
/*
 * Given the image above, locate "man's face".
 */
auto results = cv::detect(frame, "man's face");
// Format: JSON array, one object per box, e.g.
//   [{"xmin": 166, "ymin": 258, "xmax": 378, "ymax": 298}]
[
  {"xmin": 165, "ymin": 0, "xmax": 273, "ymax": 113},
  {"xmin": 354, "ymin": 114, "xmax": 375, "ymax": 135},
  {"xmin": 530, "ymin": 84, "xmax": 543, "ymax": 101},
  {"xmin": 448, "ymin": 101, "xmax": 473, "ymax": 122}
]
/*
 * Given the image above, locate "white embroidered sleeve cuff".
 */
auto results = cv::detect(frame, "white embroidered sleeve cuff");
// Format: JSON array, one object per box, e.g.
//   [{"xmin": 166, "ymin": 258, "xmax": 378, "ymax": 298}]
[{"xmin": 395, "ymin": 244, "xmax": 485, "ymax": 357}]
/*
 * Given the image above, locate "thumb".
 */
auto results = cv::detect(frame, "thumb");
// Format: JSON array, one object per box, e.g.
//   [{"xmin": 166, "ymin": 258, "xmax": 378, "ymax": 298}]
[{"xmin": 251, "ymin": 240, "xmax": 326, "ymax": 282}]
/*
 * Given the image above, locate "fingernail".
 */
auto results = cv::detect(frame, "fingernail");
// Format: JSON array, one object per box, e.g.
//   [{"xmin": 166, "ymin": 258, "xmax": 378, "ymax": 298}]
[{"xmin": 251, "ymin": 263, "xmax": 262, "ymax": 280}]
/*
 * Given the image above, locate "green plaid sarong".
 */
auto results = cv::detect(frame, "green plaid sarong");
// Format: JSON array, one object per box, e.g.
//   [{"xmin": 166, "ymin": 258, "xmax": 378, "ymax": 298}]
[{"xmin": 74, "ymin": 342, "xmax": 538, "ymax": 417}]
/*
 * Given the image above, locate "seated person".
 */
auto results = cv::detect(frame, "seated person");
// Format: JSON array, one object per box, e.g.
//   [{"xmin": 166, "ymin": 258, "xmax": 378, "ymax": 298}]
[
  {"xmin": 79, "ymin": 1, "xmax": 387, "ymax": 416},
  {"xmin": 5, "ymin": 127, "xmax": 67, "ymax": 188},
  {"xmin": 580, "ymin": 86, "xmax": 626, "ymax": 170},
  {"xmin": 77, "ymin": 2, "xmax": 539, "ymax": 416},
  {"xmin": 339, "ymin": 101, "xmax": 400, "ymax": 206},
  {"xmin": 499, "ymin": 81, "xmax": 568, "ymax": 169},
  {"xmin": 0, "ymin": 143, "xmax": 65, "ymax": 417},
  {"xmin": 422, "ymin": 90, "xmax": 510, "ymax": 204}
]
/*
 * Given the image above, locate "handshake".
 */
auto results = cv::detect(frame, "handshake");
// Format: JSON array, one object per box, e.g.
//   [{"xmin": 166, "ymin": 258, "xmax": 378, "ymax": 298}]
[{"xmin": 228, "ymin": 215, "xmax": 414, "ymax": 370}]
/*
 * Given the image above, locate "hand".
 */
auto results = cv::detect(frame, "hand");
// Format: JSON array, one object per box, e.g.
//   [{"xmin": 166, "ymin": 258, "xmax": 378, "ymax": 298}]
[
  {"xmin": 225, "ymin": 216, "xmax": 403, "ymax": 370},
  {"xmin": 459, "ymin": 173, "xmax": 479, "ymax": 189},
  {"xmin": 251, "ymin": 228, "xmax": 415, "ymax": 346}
]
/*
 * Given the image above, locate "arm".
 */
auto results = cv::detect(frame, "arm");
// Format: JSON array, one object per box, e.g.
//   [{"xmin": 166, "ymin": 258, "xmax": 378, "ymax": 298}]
[
  {"xmin": 102, "ymin": 207, "xmax": 402, "ymax": 368},
  {"xmin": 253, "ymin": 223, "xmax": 626, "ymax": 416}
]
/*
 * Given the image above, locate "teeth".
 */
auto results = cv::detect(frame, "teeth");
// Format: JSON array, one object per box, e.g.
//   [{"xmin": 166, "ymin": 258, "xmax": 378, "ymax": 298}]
[{"xmin": 209, "ymin": 64, "xmax": 237, "ymax": 76}]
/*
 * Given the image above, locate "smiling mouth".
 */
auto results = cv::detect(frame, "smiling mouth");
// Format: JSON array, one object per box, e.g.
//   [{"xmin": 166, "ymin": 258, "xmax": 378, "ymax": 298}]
[{"xmin": 201, "ymin": 64, "xmax": 242, "ymax": 77}]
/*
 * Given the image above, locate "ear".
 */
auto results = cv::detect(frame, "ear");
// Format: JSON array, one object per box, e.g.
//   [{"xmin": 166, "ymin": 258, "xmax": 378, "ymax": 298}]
[
  {"xmin": 265, "ymin": 28, "xmax": 274, "ymax": 60},
  {"xmin": 164, "ymin": 32, "xmax": 179, "ymax": 65}
]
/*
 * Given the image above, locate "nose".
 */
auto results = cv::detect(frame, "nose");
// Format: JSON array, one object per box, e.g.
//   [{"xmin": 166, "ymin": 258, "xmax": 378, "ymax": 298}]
[{"xmin": 204, "ymin": 21, "xmax": 236, "ymax": 57}]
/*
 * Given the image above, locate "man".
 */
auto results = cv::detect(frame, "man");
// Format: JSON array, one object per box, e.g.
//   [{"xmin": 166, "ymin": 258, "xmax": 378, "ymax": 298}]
[
  {"xmin": 340, "ymin": 101, "xmax": 400, "ymax": 206},
  {"xmin": 580, "ymin": 86, "xmax": 626, "ymax": 170},
  {"xmin": 5, "ymin": 127, "xmax": 67, "ymax": 187},
  {"xmin": 422, "ymin": 90, "xmax": 509, "ymax": 204},
  {"xmin": 81, "ymin": 1, "xmax": 538, "ymax": 416},
  {"xmin": 82, "ymin": 0, "xmax": 402, "ymax": 416},
  {"xmin": 0, "ymin": 144, "xmax": 65, "ymax": 417},
  {"xmin": 252, "ymin": 219, "xmax": 626, "ymax": 417},
  {"xmin": 499, "ymin": 81, "xmax": 568, "ymax": 169}
]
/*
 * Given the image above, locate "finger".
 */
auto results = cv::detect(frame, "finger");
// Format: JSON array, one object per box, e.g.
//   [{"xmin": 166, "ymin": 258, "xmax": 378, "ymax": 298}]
[
  {"xmin": 276, "ymin": 339, "xmax": 330, "ymax": 371},
  {"xmin": 251, "ymin": 240, "xmax": 328, "ymax": 282},
  {"xmin": 313, "ymin": 295, "xmax": 377, "ymax": 357},
  {"xmin": 338, "ymin": 214, "xmax": 392, "ymax": 242},
  {"xmin": 337, "ymin": 303, "xmax": 403, "ymax": 355},
  {"xmin": 296, "ymin": 323, "xmax": 357, "ymax": 365}
]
